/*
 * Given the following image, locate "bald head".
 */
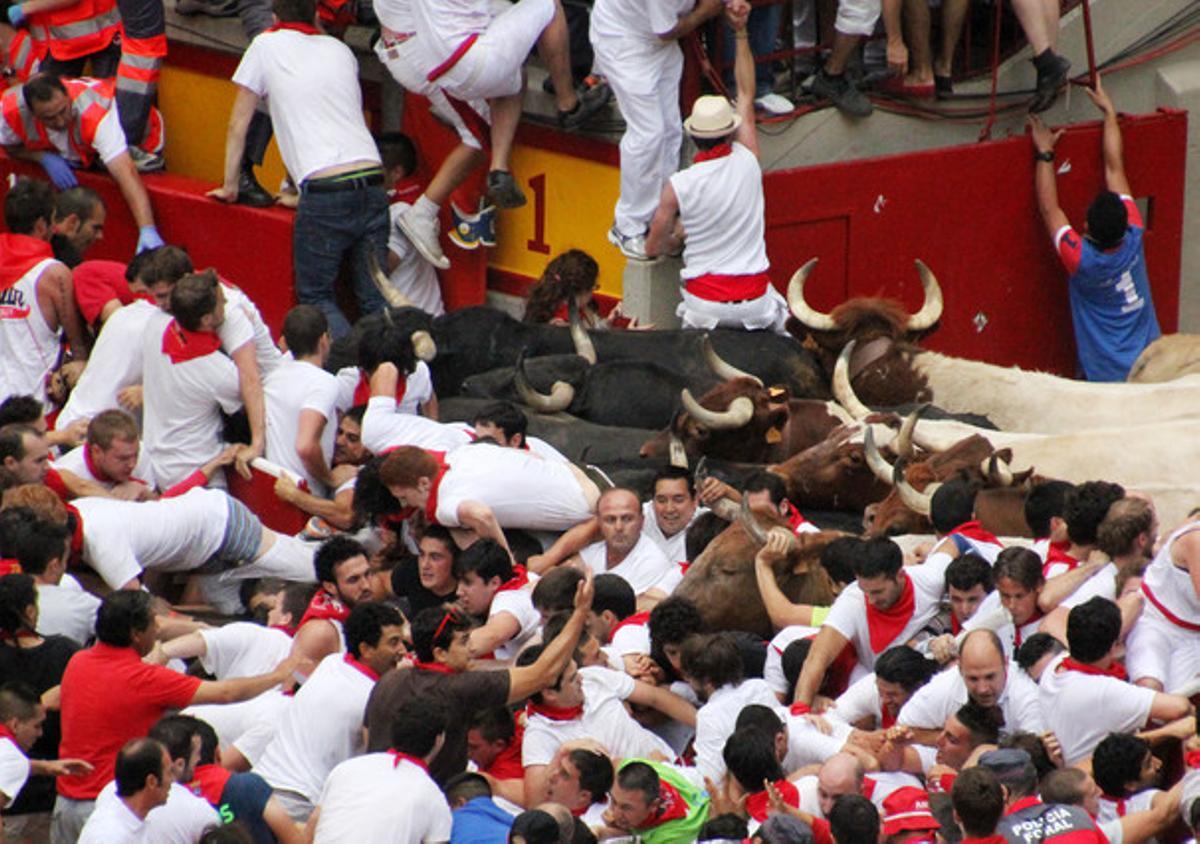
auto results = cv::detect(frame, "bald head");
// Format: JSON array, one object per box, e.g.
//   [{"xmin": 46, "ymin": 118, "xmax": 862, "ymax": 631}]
[
  {"xmin": 818, "ymin": 753, "xmax": 865, "ymax": 816},
  {"xmin": 536, "ymin": 802, "xmax": 574, "ymax": 841},
  {"xmin": 597, "ymin": 488, "xmax": 643, "ymax": 559},
  {"xmin": 959, "ymin": 629, "xmax": 1008, "ymax": 708}
]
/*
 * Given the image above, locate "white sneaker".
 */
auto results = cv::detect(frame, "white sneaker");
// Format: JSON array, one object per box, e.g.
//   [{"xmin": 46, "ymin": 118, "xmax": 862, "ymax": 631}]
[
  {"xmin": 607, "ymin": 225, "xmax": 652, "ymax": 262},
  {"xmin": 397, "ymin": 207, "xmax": 450, "ymax": 270},
  {"xmin": 755, "ymin": 92, "xmax": 794, "ymax": 115}
]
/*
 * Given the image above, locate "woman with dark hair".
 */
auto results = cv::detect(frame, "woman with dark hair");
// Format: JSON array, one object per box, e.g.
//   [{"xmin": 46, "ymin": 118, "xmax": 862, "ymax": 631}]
[
  {"xmin": 832, "ymin": 645, "xmax": 940, "ymax": 730},
  {"xmin": 524, "ymin": 250, "xmax": 645, "ymax": 329},
  {"xmin": 0, "ymin": 573, "xmax": 81, "ymax": 824}
]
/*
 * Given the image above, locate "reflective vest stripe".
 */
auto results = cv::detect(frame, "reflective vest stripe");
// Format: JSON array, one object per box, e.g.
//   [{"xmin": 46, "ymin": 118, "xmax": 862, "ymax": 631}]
[{"xmin": 35, "ymin": 0, "xmax": 119, "ymax": 61}]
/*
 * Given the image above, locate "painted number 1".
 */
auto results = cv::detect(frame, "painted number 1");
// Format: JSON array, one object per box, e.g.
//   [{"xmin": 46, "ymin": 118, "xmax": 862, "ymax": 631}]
[{"xmin": 526, "ymin": 173, "xmax": 550, "ymax": 255}]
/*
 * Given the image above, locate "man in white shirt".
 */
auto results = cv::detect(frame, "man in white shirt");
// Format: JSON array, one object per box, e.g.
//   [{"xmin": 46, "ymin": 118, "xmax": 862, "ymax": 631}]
[
  {"xmin": 254, "ymin": 602, "xmax": 407, "ymax": 822},
  {"xmin": 77, "ymin": 739, "xmax": 172, "ymax": 844},
  {"xmin": 54, "ymin": 409, "xmax": 156, "ymax": 499},
  {"xmin": 2, "ymin": 511, "xmax": 98, "ymax": 643},
  {"xmin": 1039, "ymin": 597, "xmax": 1191, "ymax": 766},
  {"xmin": 362, "ymin": 362, "xmax": 474, "ymax": 455},
  {"xmin": 456, "ymin": 539, "xmax": 541, "ymax": 663},
  {"xmin": 264, "ymin": 305, "xmax": 341, "ymax": 495},
  {"xmin": 579, "ymin": 488, "xmax": 673, "ymax": 601},
  {"xmin": 0, "ymin": 683, "xmax": 92, "ymax": 815},
  {"xmin": 642, "ymin": 467, "xmax": 704, "ymax": 564},
  {"xmin": 208, "ymin": 0, "xmax": 388, "ymax": 340},
  {"xmin": 313, "ymin": 695, "xmax": 452, "ymax": 843},
  {"xmin": 141, "ymin": 716, "xmax": 220, "ymax": 843},
  {"xmin": 544, "ymin": 746, "xmax": 614, "ymax": 831}
]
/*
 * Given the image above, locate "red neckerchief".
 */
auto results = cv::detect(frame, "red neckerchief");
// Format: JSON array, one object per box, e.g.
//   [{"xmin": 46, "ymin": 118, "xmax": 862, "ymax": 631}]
[
  {"xmin": 389, "ymin": 750, "xmax": 429, "ymax": 772},
  {"xmin": 343, "ymin": 652, "xmax": 381, "ymax": 682},
  {"xmin": 0, "ymin": 233, "xmax": 53, "ymax": 289},
  {"xmin": 189, "ymin": 764, "xmax": 232, "ymax": 806},
  {"xmin": 608, "ymin": 610, "xmax": 651, "ymax": 644},
  {"xmin": 745, "ymin": 779, "xmax": 798, "ymax": 821},
  {"xmin": 881, "ymin": 704, "xmax": 897, "ymax": 729},
  {"xmin": 1042, "ymin": 540, "xmax": 1078, "ymax": 577},
  {"xmin": 1103, "ymin": 794, "xmax": 1128, "ymax": 817},
  {"xmin": 865, "ymin": 572, "xmax": 915, "ymax": 653},
  {"xmin": 949, "ymin": 520, "xmax": 1001, "ymax": 547},
  {"xmin": 266, "ymin": 21, "xmax": 321, "ymax": 34},
  {"xmin": 694, "ymin": 143, "xmax": 733, "ymax": 164},
  {"xmin": 297, "ymin": 590, "xmax": 350, "ymax": 630},
  {"xmin": 781, "ymin": 501, "xmax": 810, "ymax": 534},
  {"xmin": 64, "ymin": 501, "xmax": 83, "ymax": 557},
  {"xmin": 1059, "ymin": 656, "xmax": 1127, "ymax": 681},
  {"xmin": 637, "ymin": 777, "xmax": 690, "ymax": 829},
  {"xmin": 1005, "ymin": 795, "xmax": 1042, "ymax": 816},
  {"xmin": 44, "ymin": 466, "xmax": 71, "ymax": 503},
  {"xmin": 1012, "ymin": 609, "xmax": 1045, "ymax": 649},
  {"xmin": 951, "ymin": 612, "xmax": 962, "ymax": 635},
  {"xmin": 526, "ymin": 700, "xmax": 583, "ymax": 722},
  {"xmin": 81, "ymin": 446, "xmax": 125, "ymax": 486},
  {"xmin": 0, "ymin": 724, "xmax": 21, "ymax": 755},
  {"xmin": 482, "ymin": 723, "xmax": 524, "ymax": 781},
  {"xmin": 423, "ymin": 451, "xmax": 450, "ymax": 524},
  {"xmin": 162, "ymin": 320, "xmax": 222, "ymax": 364},
  {"xmin": 495, "ymin": 565, "xmax": 529, "ymax": 594},
  {"xmin": 354, "ymin": 369, "xmax": 407, "ymax": 407},
  {"xmin": 928, "ymin": 771, "xmax": 957, "ymax": 794},
  {"xmin": 413, "ymin": 660, "xmax": 455, "ymax": 674},
  {"xmin": 1185, "ymin": 750, "xmax": 1200, "ymax": 769}
]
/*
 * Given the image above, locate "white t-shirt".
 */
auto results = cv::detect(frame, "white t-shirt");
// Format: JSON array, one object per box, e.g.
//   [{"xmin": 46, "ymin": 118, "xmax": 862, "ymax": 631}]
[
  {"xmin": 764, "ymin": 626, "xmax": 818, "ymax": 698},
  {"xmin": 823, "ymin": 564, "xmax": 947, "ymax": 671},
  {"xmin": 1038, "ymin": 653, "xmax": 1157, "ymax": 765},
  {"xmin": 77, "ymin": 782, "xmax": 147, "ymax": 843},
  {"xmin": 362, "ymin": 395, "xmax": 471, "ymax": 454},
  {"xmin": 605, "ymin": 616, "xmax": 651, "ymax": 660},
  {"xmin": 139, "ymin": 781, "xmax": 221, "ymax": 844},
  {"xmin": 408, "ymin": 0, "xmax": 489, "ymax": 65},
  {"xmin": 388, "ymin": 202, "xmax": 444, "ymax": 316},
  {"xmin": 1096, "ymin": 788, "xmax": 1159, "ymax": 826},
  {"xmin": 36, "ymin": 578, "xmax": 99, "ymax": 644},
  {"xmin": 831, "ymin": 672, "xmax": 884, "ymax": 728},
  {"xmin": 264, "ymin": 358, "xmax": 341, "ymax": 494},
  {"xmin": 314, "ymin": 753, "xmax": 452, "ymax": 843},
  {"xmin": 199, "ymin": 622, "xmax": 293, "ymax": 678},
  {"xmin": 1061, "ymin": 562, "xmax": 1119, "ymax": 609},
  {"xmin": 897, "ymin": 663, "xmax": 1045, "ymax": 735},
  {"xmin": 693, "ymin": 678, "xmax": 783, "ymax": 784},
  {"xmin": 254, "ymin": 653, "xmax": 377, "ymax": 802},
  {"xmin": 0, "ymin": 736, "xmax": 29, "ymax": 805},
  {"xmin": 590, "ymin": 0, "xmax": 692, "ymax": 41},
  {"xmin": 54, "ymin": 442, "xmax": 156, "ymax": 491},
  {"xmin": 220, "ymin": 282, "xmax": 282, "ymax": 376},
  {"xmin": 340, "ymin": 361, "xmax": 435, "ymax": 418},
  {"xmin": 232, "ymin": 30, "xmax": 381, "ymax": 183},
  {"xmin": 521, "ymin": 666, "xmax": 675, "ymax": 766},
  {"xmin": 783, "ymin": 711, "xmax": 851, "ymax": 772},
  {"xmin": 488, "ymin": 586, "xmax": 541, "ymax": 663},
  {"xmin": 57, "ymin": 299, "xmax": 158, "ymax": 431},
  {"xmin": 141, "ymin": 310, "xmax": 242, "ymax": 490},
  {"xmin": 579, "ymin": 534, "xmax": 672, "ymax": 597},
  {"xmin": 73, "ymin": 488, "xmax": 231, "ymax": 589}
]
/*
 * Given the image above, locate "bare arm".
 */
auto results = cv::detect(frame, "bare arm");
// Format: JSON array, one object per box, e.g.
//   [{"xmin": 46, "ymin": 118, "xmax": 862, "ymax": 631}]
[
  {"xmin": 626, "ymin": 678, "xmax": 698, "ymax": 727},
  {"xmin": 230, "ymin": 342, "xmax": 266, "ymax": 476},
  {"xmin": 1148, "ymin": 693, "xmax": 1193, "ymax": 724},
  {"xmin": 160, "ymin": 630, "xmax": 208, "ymax": 662},
  {"xmin": 526, "ymin": 517, "xmax": 599, "ymax": 574},
  {"xmin": 507, "ymin": 574, "xmax": 594, "ymax": 704},
  {"xmin": 263, "ymin": 796, "xmax": 307, "ymax": 844},
  {"xmin": 755, "ymin": 531, "xmax": 822, "ymax": 629},
  {"xmin": 1085, "ymin": 79, "xmax": 1131, "ymax": 196},
  {"xmin": 793, "ymin": 625, "xmax": 849, "ymax": 707},
  {"xmin": 645, "ymin": 183, "xmax": 682, "ymax": 258},
  {"xmin": 37, "ymin": 265, "xmax": 88, "ymax": 359},
  {"xmin": 1029, "ymin": 116, "xmax": 1069, "ymax": 238},
  {"xmin": 56, "ymin": 468, "xmax": 115, "ymax": 500},
  {"xmin": 456, "ymin": 501, "xmax": 512, "ymax": 556},
  {"xmin": 105, "ymin": 152, "xmax": 155, "ymax": 229},
  {"xmin": 275, "ymin": 475, "xmax": 358, "ymax": 531},
  {"xmin": 295, "ymin": 409, "xmax": 334, "ymax": 489},
  {"xmin": 728, "ymin": 2, "xmax": 757, "ymax": 156},
  {"xmin": 658, "ymin": 0, "xmax": 721, "ymax": 40},
  {"xmin": 1037, "ymin": 557, "xmax": 1109, "ymax": 612},
  {"xmin": 190, "ymin": 658, "xmax": 295, "ymax": 705},
  {"xmin": 420, "ymin": 393, "xmax": 439, "ymax": 421},
  {"xmin": 208, "ymin": 86, "xmax": 258, "ymax": 201},
  {"xmin": 524, "ymin": 764, "xmax": 550, "ymax": 808},
  {"xmin": 466, "ymin": 611, "xmax": 522, "ymax": 659}
]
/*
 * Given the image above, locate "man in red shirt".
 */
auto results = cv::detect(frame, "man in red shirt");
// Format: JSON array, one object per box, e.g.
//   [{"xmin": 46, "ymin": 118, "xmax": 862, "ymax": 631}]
[{"xmin": 51, "ymin": 590, "xmax": 299, "ymax": 842}]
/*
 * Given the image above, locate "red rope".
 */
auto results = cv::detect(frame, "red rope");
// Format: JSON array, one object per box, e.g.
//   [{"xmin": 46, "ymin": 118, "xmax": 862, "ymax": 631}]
[{"xmin": 978, "ymin": 0, "xmax": 1005, "ymax": 141}]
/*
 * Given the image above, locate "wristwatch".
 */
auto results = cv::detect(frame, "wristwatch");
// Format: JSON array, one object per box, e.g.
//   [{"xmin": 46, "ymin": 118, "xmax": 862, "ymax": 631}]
[{"xmin": 1034, "ymin": 150, "xmax": 1055, "ymax": 163}]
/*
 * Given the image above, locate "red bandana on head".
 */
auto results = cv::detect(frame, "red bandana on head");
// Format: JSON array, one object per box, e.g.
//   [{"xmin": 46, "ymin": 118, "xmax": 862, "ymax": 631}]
[
  {"xmin": 745, "ymin": 779, "xmax": 799, "ymax": 822},
  {"xmin": 162, "ymin": 320, "xmax": 222, "ymax": 364},
  {"xmin": 865, "ymin": 572, "xmax": 915, "ymax": 653}
]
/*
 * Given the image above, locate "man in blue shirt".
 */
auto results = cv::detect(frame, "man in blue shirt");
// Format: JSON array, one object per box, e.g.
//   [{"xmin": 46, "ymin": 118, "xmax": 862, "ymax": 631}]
[
  {"xmin": 446, "ymin": 772, "xmax": 513, "ymax": 843},
  {"xmin": 1030, "ymin": 78, "xmax": 1160, "ymax": 382}
]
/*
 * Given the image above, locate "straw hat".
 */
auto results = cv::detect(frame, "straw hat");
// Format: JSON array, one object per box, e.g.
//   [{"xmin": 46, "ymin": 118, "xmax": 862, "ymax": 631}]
[{"xmin": 683, "ymin": 95, "xmax": 742, "ymax": 139}]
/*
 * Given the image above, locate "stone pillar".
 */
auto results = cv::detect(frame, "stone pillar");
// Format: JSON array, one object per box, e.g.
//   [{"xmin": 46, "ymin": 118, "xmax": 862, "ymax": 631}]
[
  {"xmin": 1156, "ymin": 60, "xmax": 1200, "ymax": 332},
  {"xmin": 620, "ymin": 257, "xmax": 683, "ymax": 329}
]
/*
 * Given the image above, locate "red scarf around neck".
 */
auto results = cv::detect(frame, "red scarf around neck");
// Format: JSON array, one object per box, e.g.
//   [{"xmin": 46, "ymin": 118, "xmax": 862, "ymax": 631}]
[
  {"xmin": 1059, "ymin": 656, "xmax": 1127, "ymax": 681},
  {"xmin": 526, "ymin": 700, "xmax": 583, "ymax": 722},
  {"xmin": 162, "ymin": 320, "xmax": 222, "ymax": 364},
  {"xmin": 343, "ymin": 653, "xmax": 381, "ymax": 682},
  {"xmin": 389, "ymin": 750, "xmax": 429, "ymax": 772},
  {"xmin": 495, "ymin": 565, "xmax": 529, "ymax": 594},
  {"xmin": 297, "ymin": 590, "xmax": 350, "ymax": 630},
  {"xmin": 608, "ymin": 610, "xmax": 650, "ymax": 643},
  {"xmin": 694, "ymin": 143, "xmax": 733, "ymax": 163},
  {"xmin": 267, "ymin": 21, "xmax": 321, "ymax": 34},
  {"xmin": 0, "ymin": 233, "xmax": 52, "ymax": 289},
  {"xmin": 1042, "ymin": 540, "xmax": 1079, "ymax": 577},
  {"xmin": 353, "ymin": 369, "xmax": 407, "ymax": 407},
  {"xmin": 189, "ymin": 764, "xmax": 232, "ymax": 806},
  {"xmin": 865, "ymin": 572, "xmax": 916, "ymax": 653},
  {"xmin": 745, "ymin": 779, "xmax": 799, "ymax": 821},
  {"xmin": 482, "ymin": 724, "xmax": 524, "ymax": 781},
  {"xmin": 1012, "ymin": 609, "xmax": 1045, "ymax": 649},
  {"xmin": 950, "ymin": 520, "xmax": 1001, "ymax": 547}
]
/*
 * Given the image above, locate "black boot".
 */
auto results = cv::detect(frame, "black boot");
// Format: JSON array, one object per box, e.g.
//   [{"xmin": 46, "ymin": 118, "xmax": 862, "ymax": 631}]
[{"xmin": 237, "ymin": 161, "xmax": 274, "ymax": 208}]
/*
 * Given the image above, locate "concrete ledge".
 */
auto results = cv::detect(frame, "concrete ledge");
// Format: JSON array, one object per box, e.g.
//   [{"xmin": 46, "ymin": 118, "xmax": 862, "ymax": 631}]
[
  {"xmin": 1156, "ymin": 59, "xmax": 1200, "ymax": 333},
  {"xmin": 621, "ymin": 257, "xmax": 683, "ymax": 329}
]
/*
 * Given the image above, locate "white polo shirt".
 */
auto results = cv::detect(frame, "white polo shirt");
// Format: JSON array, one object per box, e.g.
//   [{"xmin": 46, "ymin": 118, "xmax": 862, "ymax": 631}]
[
  {"xmin": 232, "ymin": 29, "xmax": 381, "ymax": 183},
  {"xmin": 264, "ymin": 358, "xmax": 341, "ymax": 494},
  {"xmin": 199, "ymin": 622, "xmax": 293, "ymax": 678},
  {"xmin": 693, "ymin": 678, "xmax": 783, "ymax": 785},
  {"xmin": 1038, "ymin": 653, "xmax": 1157, "ymax": 765},
  {"xmin": 897, "ymin": 663, "xmax": 1045, "ymax": 734},
  {"xmin": 488, "ymin": 586, "xmax": 541, "ymax": 663},
  {"xmin": 362, "ymin": 395, "xmax": 471, "ymax": 454},
  {"xmin": 314, "ymin": 753, "xmax": 452, "ymax": 843},
  {"xmin": 579, "ymin": 534, "xmax": 672, "ymax": 597},
  {"xmin": 254, "ymin": 652, "xmax": 377, "ymax": 803},
  {"xmin": 77, "ymin": 782, "xmax": 147, "ymax": 843},
  {"xmin": 36, "ymin": 576, "xmax": 100, "ymax": 644},
  {"xmin": 139, "ymin": 781, "xmax": 220, "ymax": 844},
  {"xmin": 0, "ymin": 734, "xmax": 29, "ymax": 805}
]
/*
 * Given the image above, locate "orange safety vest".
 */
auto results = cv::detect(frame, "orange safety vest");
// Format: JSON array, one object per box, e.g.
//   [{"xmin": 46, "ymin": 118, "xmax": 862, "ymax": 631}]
[
  {"xmin": 29, "ymin": 0, "xmax": 120, "ymax": 62},
  {"xmin": 5, "ymin": 30, "xmax": 45, "ymax": 83},
  {"xmin": 3, "ymin": 77, "xmax": 119, "ymax": 167}
]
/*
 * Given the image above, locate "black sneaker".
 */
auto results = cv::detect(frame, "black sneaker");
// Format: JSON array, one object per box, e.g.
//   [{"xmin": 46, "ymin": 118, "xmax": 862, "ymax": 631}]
[
  {"xmin": 1030, "ymin": 54, "xmax": 1071, "ymax": 113},
  {"xmin": 810, "ymin": 70, "xmax": 873, "ymax": 117},
  {"xmin": 486, "ymin": 170, "xmax": 526, "ymax": 209},
  {"xmin": 557, "ymin": 78, "xmax": 611, "ymax": 131},
  {"xmin": 237, "ymin": 164, "xmax": 274, "ymax": 208}
]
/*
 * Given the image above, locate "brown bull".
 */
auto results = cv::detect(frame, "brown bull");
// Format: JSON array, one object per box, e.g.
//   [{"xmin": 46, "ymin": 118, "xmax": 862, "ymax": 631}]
[
  {"xmin": 765, "ymin": 425, "xmax": 892, "ymax": 513},
  {"xmin": 674, "ymin": 507, "xmax": 838, "ymax": 638}
]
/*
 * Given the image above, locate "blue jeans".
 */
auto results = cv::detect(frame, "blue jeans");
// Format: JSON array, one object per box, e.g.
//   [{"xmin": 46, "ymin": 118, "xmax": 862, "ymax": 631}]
[
  {"xmin": 720, "ymin": 2, "xmax": 782, "ymax": 98},
  {"xmin": 293, "ymin": 182, "xmax": 389, "ymax": 339}
]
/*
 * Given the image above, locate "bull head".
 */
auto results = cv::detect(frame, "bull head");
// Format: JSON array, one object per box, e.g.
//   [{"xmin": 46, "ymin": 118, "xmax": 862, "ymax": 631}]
[
  {"xmin": 380, "ymin": 306, "xmax": 438, "ymax": 363},
  {"xmin": 680, "ymin": 389, "xmax": 755, "ymax": 431},
  {"xmin": 512, "ymin": 349, "xmax": 575, "ymax": 413},
  {"xmin": 788, "ymin": 258, "xmax": 945, "ymax": 334}
]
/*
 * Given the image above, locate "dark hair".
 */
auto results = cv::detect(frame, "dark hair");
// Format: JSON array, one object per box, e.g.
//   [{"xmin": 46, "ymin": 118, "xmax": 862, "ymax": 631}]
[
  {"xmin": 653, "ymin": 466, "xmax": 695, "ymax": 498},
  {"xmin": 390, "ymin": 696, "xmax": 446, "ymax": 757},
  {"xmin": 1023, "ymin": 480, "xmax": 1073, "ymax": 538},
  {"xmin": 149, "ymin": 714, "xmax": 200, "ymax": 764},
  {"xmin": 192, "ymin": 717, "xmax": 220, "ymax": 767},
  {"xmin": 523, "ymin": 250, "xmax": 599, "ymax": 325},
  {"xmin": 951, "ymin": 767, "xmax": 1004, "ymax": 838},
  {"xmin": 945, "ymin": 553, "xmax": 994, "ymax": 593},
  {"xmin": 115, "ymin": 737, "xmax": 166, "ymax": 797},
  {"xmin": 1092, "ymin": 733, "xmax": 1151, "ymax": 798},
  {"xmin": 1086, "ymin": 191, "xmax": 1129, "ymax": 249},
  {"xmin": 853, "ymin": 537, "xmax": 903, "ymax": 580},
  {"xmin": 593, "ymin": 573, "xmax": 636, "ymax": 621},
  {"xmin": 453, "ymin": 539, "xmax": 513, "ymax": 586},
  {"xmin": 472, "ymin": 401, "xmax": 528, "ymax": 444},
  {"xmin": 569, "ymin": 748, "xmax": 613, "ymax": 804},
  {"xmin": 169, "ymin": 270, "xmax": 220, "ymax": 331},
  {"xmin": 1066, "ymin": 596, "xmax": 1121, "ymax": 663},
  {"xmin": 271, "ymin": 0, "xmax": 315, "ymax": 24},
  {"xmin": 4, "ymin": 177, "xmax": 54, "ymax": 234},
  {"xmin": 781, "ymin": 639, "xmax": 813, "ymax": 702},
  {"xmin": 735, "ymin": 703, "xmax": 784, "ymax": 737},
  {"xmin": 540, "ymin": 611, "xmax": 586, "ymax": 653},
  {"xmin": 681, "ymin": 632, "xmax": 743, "ymax": 689},
  {"xmin": 685, "ymin": 512, "xmax": 729, "ymax": 562},
  {"xmin": 992, "ymin": 547, "xmax": 1044, "ymax": 590},
  {"xmin": 1040, "ymin": 767, "xmax": 1090, "ymax": 808},
  {"xmin": 531, "ymin": 567, "xmax": 584, "ymax": 615},
  {"xmin": 820, "ymin": 537, "xmax": 862, "ymax": 587},
  {"xmin": 1097, "ymin": 497, "xmax": 1155, "ymax": 558},
  {"xmin": 469, "ymin": 706, "xmax": 515, "ymax": 744},
  {"xmin": 343, "ymin": 403, "xmax": 366, "ymax": 428},
  {"xmin": 95, "ymin": 590, "xmax": 154, "ymax": 647},
  {"xmin": 53, "ymin": 185, "xmax": 103, "ymax": 225},
  {"xmin": 282, "ymin": 304, "xmax": 328, "ymax": 359},
  {"xmin": 5, "ymin": 511, "xmax": 68, "ymax": 575},
  {"xmin": 699, "ymin": 813, "xmax": 750, "ymax": 841},
  {"xmin": 314, "ymin": 535, "xmax": 367, "ymax": 585},
  {"xmin": 516, "ymin": 643, "xmax": 574, "ymax": 705},
  {"xmin": 0, "ymin": 574, "xmax": 36, "ymax": 638},
  {"xmin": 279, "ymin": 582, "xmax": 317, "ymax": 626},
  {"xmin": 723, "ymin": 726, "xmax": 783, "ymax": 792},
  {"xmin": 1014, "ymin": 632, "xmax": 1064, "ymax": 674},
  {"xmin": 0, "ymin": 395, "xmax": 42, "ymax": 428},
  {"xmin": 1064, "ymin": 481, "xmax": 1126, "ymax": 546},
  {"xmin": 829, "ymin": 794, "xmax": 879, "ymax": 843},
  {"xmin": 930, "ymin": 480, "xmax": 978, "ymax": 535},
  {"xmin": 356, "ymin": 311, "xmax": 422, "ymax": 376},
  {"xmin": 143, "ymin": 245, "xmax": 194, "ymax": 285},
  {"xmin": 615, "ymin": 761, "xmax": 660, "ymax": 805},
  {"xmin": 377, "ymin": 132, "xmax": 417, "ymax": 177},
  {"xmin": 649, "ymin": 596, "xmax": 704, "ymax": 652},
  {"xmin": 351, "ymin": 456, "xmax": 402, "ymax": 525},
  {"xmin": 509, "ymin": 809, "xmax": 560, "ymax": 844},
  {"xmin": 955, "ymin": 701, "xmax": 1004, "ymax": 747},
  {"xmin": 0, "ymin": 681, "xmax": 39, "ymax": 722},
  {"xmin": 874, "ymin": 646, "xmax": 940, "ymax": 694},
  {"xmin": 744, "ymin": 471, "xmax": 787, "ymax": 506},
  {"xmin": 344, "ymin": 601, "xmax": 403, "ymax": 659},
  {"xmin": 21, "ymin": 73, "xmax": 67, "ymax": 107},
  {"xmin": 998, "ymin": 732, "xmax": 1056, "ymax": 781},
  {"xmin": 86, "ymin": 408, "xmax": 139, "ymax": 450},
  {"xmin": 411, "ymin": 605, "xmax": 470, "ymax": 663},
  {"xmin": 445, "ymin": 771, "xmax": 492, "ymax": 804},
  {"xmin": 198, "ymin": 826, "xmax": 254, "ymax": 844}
]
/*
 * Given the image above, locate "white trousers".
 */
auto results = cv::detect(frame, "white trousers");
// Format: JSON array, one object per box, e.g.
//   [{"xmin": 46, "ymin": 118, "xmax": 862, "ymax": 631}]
[
  {"xmin": 436, "ymin": 0, "xmax": 555, "ymax": 100},
  {"xmin": 836, "ymin": 0, "xmax": 882, "ymax": 36},
  {"xmin": 677, "ymin": 285, "xmax": 790, "ymax": 334},
  {"xmin": 1125, "ymin": 601, "xmax": 1200, "ymax": 690},
  {"xmin": 376, "ymin": 36, "xmax": 490, "ymax": 150}
]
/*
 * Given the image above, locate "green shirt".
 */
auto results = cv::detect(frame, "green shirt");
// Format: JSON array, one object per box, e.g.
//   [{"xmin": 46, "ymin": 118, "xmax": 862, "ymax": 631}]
[{"xmin": 626, "ymin": 760, "xmax": 711, "ymax": 844}]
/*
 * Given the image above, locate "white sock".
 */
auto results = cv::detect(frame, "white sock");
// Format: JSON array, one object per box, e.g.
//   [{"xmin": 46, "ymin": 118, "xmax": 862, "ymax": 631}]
[
  {"xmin": 414, "ymin": 194, "xmax": 439, "ymax": 218},
  {"xmin": 223, "ymin": 534, "xmax": 317, "ymax": 583}
]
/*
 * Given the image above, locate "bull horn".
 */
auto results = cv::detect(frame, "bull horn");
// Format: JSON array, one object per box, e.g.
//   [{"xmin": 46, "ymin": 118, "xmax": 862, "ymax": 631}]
[
  {"xmin": 982, "ymin": 454, "xmax": 1014, "ymax": 487},
  {"xmin": 893, "ymin": 461, "xmax": 940, "ymax": 516},
  {"xmin": 739, "ymin": 496, "xmax": 770, "ymax": 545},
  {"xmin": 412, "ymin": 330, "xmax": 437, "ymax": 362},
  {"xmin": 895, "ymin": 405, "xmax": 927, "ymax": 462},
  {"xmin": 702, "ymin": 335, "xmax": 762, "ymax": 386},
  {"xmin": 514, "ymin": 352, "xmax": 574, "ymax": 413},
  {"xmin": 680, "ymin": 389, "xmax": 754, "ymax": 431},
  {"xmin": 786, "ymin": 258, "xmax": 837, "ymax": 331},
  {"xmin": 568, "ymin": 300, "xmax": 597, "ymax": 365},
  {"xmin": 368, "ymin": 252, "xmax": 416, "ymax": 309},
  {"xmin": 668, "ymin": 434, "xmax": 689, "ymax": 469},
  {"xmin": 833, "ymin": 341, "xmax": 871, "ymax": 420},
  {"xmin": 863, "ymin": 427, "xmax": 895, "ymax": 485},
  {"xmin": 905, "ymin": 260, "xmax": 944, "ymax": 332}
]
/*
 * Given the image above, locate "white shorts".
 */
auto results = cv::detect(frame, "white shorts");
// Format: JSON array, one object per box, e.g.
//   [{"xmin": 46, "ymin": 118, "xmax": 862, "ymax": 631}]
[
  {"xmin": 433, "ymin": 0, "xmax": 555, "ymax": 100},
  {"xmin": 835, "ymin": 0, "xmax": 882, "ymax": 36},
  {"xmin": 1125, "ymin": 601, "xmax": 1200, "ymax": 690},
  {"xmin": 677, "ymin": 285, "xmax": 789, "ymax": 334},
  {"xmin": 375, "ymin": 35, "xmax": 490, "ymax": 150}
]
